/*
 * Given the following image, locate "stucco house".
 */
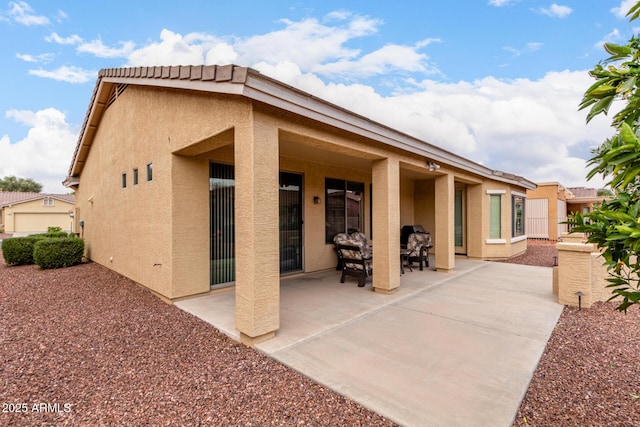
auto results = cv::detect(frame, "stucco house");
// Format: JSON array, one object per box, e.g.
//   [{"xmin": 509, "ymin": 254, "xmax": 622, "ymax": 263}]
[
  {"xmin": 0, "ymin": 191, "xmax": 75, "ymax": 236},
  {"xmin": 565, "ymin": 186, "xmax": 608, "ymax": 215},
  {"xmin": 64, "ymin": 64, "xmax": 535, "ymax": 344},
  {"xmin": 526, "ymin": 183, "xmax": 608, "ymax": 241},
  {"xmin": 525, "ymin": 182, "xmax": 568, "ymax": 241}
]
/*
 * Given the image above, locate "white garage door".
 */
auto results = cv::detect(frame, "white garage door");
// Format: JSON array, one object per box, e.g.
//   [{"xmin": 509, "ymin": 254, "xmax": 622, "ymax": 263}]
[{"xmin": 13, "ymin": 213, "xmax": 71, "ymax": 236}]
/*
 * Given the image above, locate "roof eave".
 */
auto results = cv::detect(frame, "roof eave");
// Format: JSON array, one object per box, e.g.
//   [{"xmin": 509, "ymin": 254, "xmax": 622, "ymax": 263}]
[{"xmin": 67, "ymin": 65, "xmax": 536, "ymax": 190}]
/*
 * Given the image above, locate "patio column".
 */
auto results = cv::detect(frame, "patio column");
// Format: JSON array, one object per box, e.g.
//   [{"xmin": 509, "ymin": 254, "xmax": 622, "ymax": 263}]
[
  {"xmin": 372, "ymin": 157, "xmax": 401, "ymax": 294},
  {"xmin": 234, "ymin": 117, "xmax": 280, "ymax": 345},
  {"xmin": 435, "ymin": 174, "xmax": 455, "ymax": 271}
]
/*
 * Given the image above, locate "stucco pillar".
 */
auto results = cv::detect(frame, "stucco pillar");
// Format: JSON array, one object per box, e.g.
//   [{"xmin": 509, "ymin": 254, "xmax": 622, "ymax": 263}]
[
  {"xmin": 557, "ymin": 242, "xmax": 595, "ymax": 308},
  {"xmin": 372, "ymin": 157, "xmax": 401, "ymax": 294},
  {"xmin": 234, "ymin": 118, "xmax": 280, "ymax": 345},
  {"xmin": 435, "ymin": 174, "xmax": 455, "ymax": 271}
]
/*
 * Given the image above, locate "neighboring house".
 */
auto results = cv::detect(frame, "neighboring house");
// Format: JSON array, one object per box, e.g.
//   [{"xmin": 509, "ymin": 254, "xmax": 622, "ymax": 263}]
[
  {"xmin": 526, "ymin": 182, "xmax": 569, "ymax": 241},
  {"xmin": 64, "ymin": 65, "xmax": 535, "ymax": 344},
  {"xmin": 0, "ymin": 191, "xmax": 75, "ymax": 236},
  {"xmin": 565, "ymin": 187, "xmax": 607, "ymax": 215},
  {"xmin": 526, "ymin": 183, "xmax": 608, "ymax": 240}
]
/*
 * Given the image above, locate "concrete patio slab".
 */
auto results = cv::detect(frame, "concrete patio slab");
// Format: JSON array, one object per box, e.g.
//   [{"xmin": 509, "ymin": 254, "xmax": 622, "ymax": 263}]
[{"xmin": 176, "ymin": 260, "xmax": 562, "ymax": 426}]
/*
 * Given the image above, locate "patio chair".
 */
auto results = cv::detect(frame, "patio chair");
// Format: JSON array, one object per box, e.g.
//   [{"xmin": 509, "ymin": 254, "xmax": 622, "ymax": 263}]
[
  {"xmin": 335, "ymin": 240, "xmax": 372, "ymax": 287},
  {"xmin": 349, "ymin": 232, "xmax": 372, "ymax": 258},
  {"xmin": 333, "ymin": 233, "xmax": 351, "ymax": 270},
  {"xmin": 406, "ymin": 232, "xmax": 433, "ymax": 270}
]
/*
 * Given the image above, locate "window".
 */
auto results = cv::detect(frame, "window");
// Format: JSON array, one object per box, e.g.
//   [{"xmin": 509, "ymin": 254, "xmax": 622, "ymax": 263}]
[
  {"xmin": 42, "ymin": 197, "xmax": 54, "ymax": 207},
  {"xmin": 122, "ymin": 173, "xmax": 127, "ymax": 188},
  {"xmin": 489, "ymin": 194, "xmax": 501, "ymax": 239},
  {"xmin": 133, "ymin": 168, "xmax": 139, "ymax": 185},
  {"xmin": 325, "ymin": 178, "xmax": 365, "ymax": 243},
  {"xmin": 512, "ymin": 194, "xmax": 525, "ymax": 237},
  {"xmin": 146, "ymin": 163, "xmax": 153, "ymax": 181}
]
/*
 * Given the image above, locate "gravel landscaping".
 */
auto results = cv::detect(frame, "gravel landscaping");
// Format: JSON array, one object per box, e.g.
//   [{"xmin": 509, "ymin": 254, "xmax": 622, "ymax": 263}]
[
  {"xmin": 2, "ymin": 239, "xmax": 639, "ymax": 426},
  {"xmin": 0, "ymin": 254, "xmax": 395, "ymax": 426}
]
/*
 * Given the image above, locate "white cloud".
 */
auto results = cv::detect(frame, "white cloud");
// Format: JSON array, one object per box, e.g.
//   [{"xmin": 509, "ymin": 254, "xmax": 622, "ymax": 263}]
[
  {"xmin": 55, "ymin": 9, "xmax": 68, "ymax": 23},
  {"xmin": 594, "ymin": 28, "xmax": 623, "ymax": 49},
  {"xmin": 611, "ymin": 0, "xmax": 638, "ymax": 18},
  {"xmin": 312, "ymin": 43, "xmax": 439, "ymax": 78},
  {"xmin": 204, "ymin": 42, "xmax": 237, "ymax": 65},
  {"xmin": 0, "ymin": 108, "xmax": 77, "ymax": 193},
  {"xmin": 77, "ymin": 38, "xmax": 135, "ymax": 58},
  {"xmin": 503, "ymin": 42, "xmax": 543, "ymax": 57},
  {"xmin": 16, "ymin": 52, "xmax": 54, "ymax": 63},
  {"xmin": 28, "ymin": 65, "xmax": 96, "ymax": 83},
  {"xmin": 45, "ymin": 32, "xmax": 82, "ymax": 45},
  {"xmin": 125, "ymin": 13, "xmax": 431, "ymax": 82},
  {"xmin": 236, "ymin": 16, "xmax": 379, "ymax": 70},
  {"xmin": 488, "ymin": 0, "xmax": 515, "ymax": 6},
  {"xmin": 536, "ymin": 4, "xmax": 572, "ymax": 18},
  {"xmin": 252, "ymin": 64, "xmax": 613, "ymax": 187},
  {"xmin": 127, "ymin": 29, "xmax": 217, "ymax": 66},
  {"xmin": 7, "ymin": 1, "xmax": 49, "ymax": 26}
]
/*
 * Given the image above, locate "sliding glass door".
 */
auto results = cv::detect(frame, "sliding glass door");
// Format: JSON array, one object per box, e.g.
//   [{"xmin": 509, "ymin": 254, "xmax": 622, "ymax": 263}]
[
  {"xmin": 210, "ymin": 164, "xmax": 303, "ymax": 286},
  {"xmin": 210, "ymin": 163, "xmax": 235, "ymax": 286},
  {"xmin": 279, "ymin": 172, "xmax": 303, "ymax": 274}
]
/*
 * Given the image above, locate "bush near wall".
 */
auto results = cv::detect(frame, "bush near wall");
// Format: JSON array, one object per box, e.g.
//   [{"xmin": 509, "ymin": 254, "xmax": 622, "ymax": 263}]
[
  {"xmin": 33, "ymin": 238, "xmax": 84, "ymax": 269},
  {"xmin": 1, "ymin": 236, "xmax": 47, "ymax": 265}
]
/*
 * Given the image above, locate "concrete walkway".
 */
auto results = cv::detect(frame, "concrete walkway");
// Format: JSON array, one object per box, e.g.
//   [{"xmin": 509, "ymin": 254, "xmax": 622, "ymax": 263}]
[{"xmin": 176, "ymin": 261, "xmax": 563, "ymax": 427}]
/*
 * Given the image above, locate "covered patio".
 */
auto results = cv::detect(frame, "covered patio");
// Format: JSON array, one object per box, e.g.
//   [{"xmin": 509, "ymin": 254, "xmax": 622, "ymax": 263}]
[
  {"xmin": 177, "ymin": 255, "xmax": 482, "ymax": 352},
  {"xmin": 176, "ymin": 259, "xmax": 562, "ymax": 426}
]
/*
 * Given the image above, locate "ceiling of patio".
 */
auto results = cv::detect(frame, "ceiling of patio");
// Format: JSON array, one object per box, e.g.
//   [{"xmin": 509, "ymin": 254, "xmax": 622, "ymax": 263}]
[{"xmin": 279, "ymin": 133, "xmax": 374, "ymax": 172}]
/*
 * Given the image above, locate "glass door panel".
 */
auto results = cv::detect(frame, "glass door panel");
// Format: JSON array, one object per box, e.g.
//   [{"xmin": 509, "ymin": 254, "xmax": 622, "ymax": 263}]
[
  {"xmin": 210, "ymin": 163, "xmax": 235, "ymax": 286},
  {"xmin": 280, "ymin": 172, "xmax": 303, "ymax": 273}
]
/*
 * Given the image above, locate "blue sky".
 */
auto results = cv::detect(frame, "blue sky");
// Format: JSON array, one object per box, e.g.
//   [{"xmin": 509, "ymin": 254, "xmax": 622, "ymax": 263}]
[{"xmin": 0, "ymin": 0, "xmax": 637, "ymax": 192}]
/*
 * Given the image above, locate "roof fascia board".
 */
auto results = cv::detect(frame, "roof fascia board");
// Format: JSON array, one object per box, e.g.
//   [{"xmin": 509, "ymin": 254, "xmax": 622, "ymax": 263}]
[{"xmin": 101, "ymin": 76, "xmax": 246, "ymax": 96}]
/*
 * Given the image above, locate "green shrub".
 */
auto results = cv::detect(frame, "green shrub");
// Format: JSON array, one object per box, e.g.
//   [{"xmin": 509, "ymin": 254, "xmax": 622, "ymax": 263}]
[
  {"xmin": 33, "ymin": 238, "xmax": 84, "ymax": 269},
  {"xmin": 1, "ymin": 236, "xmax": 46, "ymax": 265}
]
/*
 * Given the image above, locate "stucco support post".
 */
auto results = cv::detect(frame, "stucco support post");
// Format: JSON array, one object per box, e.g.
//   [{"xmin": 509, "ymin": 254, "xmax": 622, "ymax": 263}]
[
  {"xmin": 372, "ymin": 157, "xmax": 401, "ymax": 294},
  {"xmin": 234, "ymin": 119, "xmax": 280, "ymax": 345},
  {"xmin": 435, "ymin": 174, "xmax": 455, "ymax": 271}
]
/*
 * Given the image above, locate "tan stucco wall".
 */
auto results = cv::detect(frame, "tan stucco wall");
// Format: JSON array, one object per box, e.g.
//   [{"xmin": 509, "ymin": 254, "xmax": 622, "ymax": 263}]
[
  {"xmin": 2, "ymin": 198, "xmax": 74, "ymax": 235},
  {"xmin": 414, "ymin": 179, "xmax": 436, "ymax": 244},
  {"xmin": 75, "ymin": 87, "xmax": 252, "ymax": 299},
  {"xmin": 482, "ymin": 183, "xmax": 528, "ymax": 259}
]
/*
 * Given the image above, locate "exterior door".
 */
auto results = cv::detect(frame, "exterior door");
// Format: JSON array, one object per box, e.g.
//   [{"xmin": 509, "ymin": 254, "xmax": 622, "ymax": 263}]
[
  {"xmin": 279, "ymin": 172, "xmax": 303, "ymax": 273},
  {"xmin": 455, "ymin": 186, "xmax": 467, "ymax": 255},
  {"xmin": 210, "ymin": 163, "xmax": 235, "ymax": 287}
]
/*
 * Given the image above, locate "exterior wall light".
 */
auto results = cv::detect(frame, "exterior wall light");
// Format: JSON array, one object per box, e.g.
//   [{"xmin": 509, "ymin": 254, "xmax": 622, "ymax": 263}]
[
  {"xmin": 313, "ymin": 196, "xmax": 321, "ymax": 204},
  {"xmin": 427, "ymin": 162, "xmax": 440, "ymax": 171}
]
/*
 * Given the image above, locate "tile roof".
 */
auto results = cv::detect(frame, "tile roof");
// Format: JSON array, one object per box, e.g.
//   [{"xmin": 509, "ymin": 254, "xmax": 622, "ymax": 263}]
[
  {"xmin": 0, "ymin": 192, "xmax": 75, "ymax": 207},
  {"xmin": 566, "ymin": 187, "xmax": 597, "ymax": 198}
]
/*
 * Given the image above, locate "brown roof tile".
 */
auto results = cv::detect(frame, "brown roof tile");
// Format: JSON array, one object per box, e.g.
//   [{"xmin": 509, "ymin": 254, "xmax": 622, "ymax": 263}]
[{"xmin": 0, "ymin": 192, "xmax": 75, "ymax": 207}]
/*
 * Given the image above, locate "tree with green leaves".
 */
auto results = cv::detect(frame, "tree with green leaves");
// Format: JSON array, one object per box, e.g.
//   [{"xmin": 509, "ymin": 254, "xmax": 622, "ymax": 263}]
[
  {"xmin": 0, "ymin": 175, "xmax": 43, "ymax": 193},
  {"xmin": 569, "ymin": 1, "xmax": 640, "ymax": 312}
]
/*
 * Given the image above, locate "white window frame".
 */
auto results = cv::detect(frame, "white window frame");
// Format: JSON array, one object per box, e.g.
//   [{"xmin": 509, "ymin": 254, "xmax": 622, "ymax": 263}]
[{"xmin": 486, "ymin": 190, "xmax": 505, "ymax": 244}]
